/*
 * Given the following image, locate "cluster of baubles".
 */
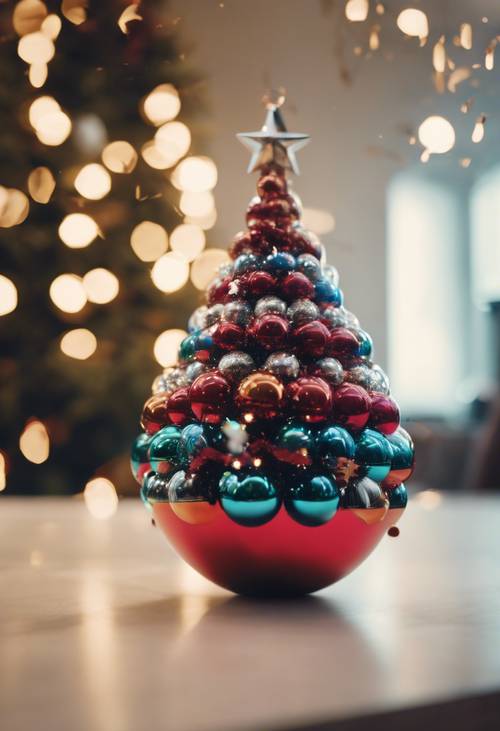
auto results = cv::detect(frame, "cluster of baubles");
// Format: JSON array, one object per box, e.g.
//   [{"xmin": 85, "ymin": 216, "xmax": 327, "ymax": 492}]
[{"xmin": 132, "ymin": 169, "xmax": 413, "ymax": 529}]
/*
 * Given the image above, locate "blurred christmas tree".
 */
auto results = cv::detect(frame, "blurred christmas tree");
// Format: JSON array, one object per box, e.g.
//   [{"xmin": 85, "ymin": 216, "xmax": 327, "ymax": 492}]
[{"xmin": 0, "ymin": 0, "xmax": 219, "ymax": 495}]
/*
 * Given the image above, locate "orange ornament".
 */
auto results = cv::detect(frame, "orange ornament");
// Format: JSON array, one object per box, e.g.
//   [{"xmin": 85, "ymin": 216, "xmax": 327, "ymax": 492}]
[{"xmin": 236, "ymin": 371, "xmax": 284, "ymax": 420}]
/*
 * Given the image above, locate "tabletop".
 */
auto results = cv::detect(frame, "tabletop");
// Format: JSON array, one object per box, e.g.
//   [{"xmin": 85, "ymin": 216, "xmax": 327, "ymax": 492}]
[{"xmin": 1, "ymin": 495, "xmax": 500, "ymax": 731}]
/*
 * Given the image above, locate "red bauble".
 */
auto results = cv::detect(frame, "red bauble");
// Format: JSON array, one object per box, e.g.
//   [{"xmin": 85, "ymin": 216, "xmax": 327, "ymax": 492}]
[
  {"xmin": 257, "ymin": 171, "xmax": 288, "ymax": 199},
  {"xmin": 240, "ymin": 270, "xmax": 277, "ymax": 299},
  {"xmin": 166, "ymin": 387, "xmax": 191, "ymax": 426},
  {"xmin": 236, "ymin": 371, "xmax": 284, "ymax": 419},
  {"xmin": 246, "ymin": 195, "xmax": 299, "ymax": 227},
  {"xmin": 229, "ymin": 231, "xmax": 253, "ymax": 258},
  {"xmin": 369, "ymin": 392, "xmax": 400, "ymax": 435},
  {"xmin": 212, "ymin": 321, "xmax": 246, "ymax": 351},
  {"xmin": 140, "ymin": 394, "xmax": 170, "ymax": 434},
  {"xmin": 280, "ymin": 272, "xmax": 315, "ymax": 301},
  {"xmin": 290, "ymin": 228, "xmax": 323, "ymax": 259},
  {"xmin": 190, "ymin": 371, "xmax": 231, "ymax": 424},
  {"xmin": 286, "ymin": 376, "xmax": 332, "ymax": 422},
  {"xmin": 333, "ymin": 383, "xmax": 370, "ymax": 430},
  {"xmin": 248, "ymin": 314, "xmax": 289, "ymax": 351},
  {"xmin": 293, "ymin": 320, "xmax": 330, "ymax": 358},
  {"xmin": 327, "ymin": 327, "xmax": 359, "ymax": 359},
  {"xmin": 207, "ymin": 276, "xmax": 232, "ymax": 305}
]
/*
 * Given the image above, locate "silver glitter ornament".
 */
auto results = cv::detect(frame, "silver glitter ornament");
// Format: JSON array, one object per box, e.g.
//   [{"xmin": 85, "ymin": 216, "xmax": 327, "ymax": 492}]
[
  {"xmin": 218, "ymin": 351, "xmax": 255, "ymax": 383},
  {"xmin": 314, "ymin": 357, "xmax": 344, "ymax": 385},
  {"xmin": 320, "ymin": 305, "xmax": 348, "ymax": 329},
  {"xmin": 296, "ymin": 253, "xmax": 322, "ymax": 282},
  {"xmin": 264, "ymin": 351, "xmax": 300, "ymax": 380},
  {"xmin": 205, "ymin": 303, "xmax": 225, "ymax": 327},
  {"xmin": 185, "ymin": 361, "xmax": 209, "ymax": 383},
  {"xmin": 287, "ymin": 298, "xmax": 319, "ymax": 326},
  {"xmin": 254, "ymin": 296, "xmax": 287, "ymax": 317},
  {"xmin": 188, "ymin": 305, "xmax": 208, "ymax": 332},
  {"xmin": 223, "ymin": 300, "xmax": 253, "ymax": 326},
  {"xmin": 370, "ymin": 364, "xmax": 390, "ymax": 395},
  {"xmin": 322, "ymin": 265, "xmax": 339, "ymax": 287}
]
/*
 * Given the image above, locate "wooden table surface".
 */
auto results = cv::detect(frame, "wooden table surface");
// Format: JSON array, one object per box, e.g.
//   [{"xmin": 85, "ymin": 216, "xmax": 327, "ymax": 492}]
[{"xmin": 1, "ymin": 495, "xmax": 500, "ymax": 731}]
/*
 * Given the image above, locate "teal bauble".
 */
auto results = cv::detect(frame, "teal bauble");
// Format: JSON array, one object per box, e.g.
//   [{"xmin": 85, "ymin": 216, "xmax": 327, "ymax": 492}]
[
  {"xmin": 219, "ymin": 471, "xmax": 280, "ymax": 526},
  {"xmin": 387, "ymin": 428, "xmax": 414, "ymax": 470},
  {"xmin": 355, "ymin": 428, "xmax": 392, "ymax": 483},
  {"xmin": 388, "ymin": 483, "xmax": 408, "ymax": 509},
  {"xmin": 179, "ymin": 423, "xmax": 208, "ymax": 460},
  {"xmin": 285, "ymin": 473, "xmax": 340, "ymax": 526},
  {"xmin": 315, "ymin": 425, "xmax": 355, "ymax": 469},
  {"xmin": 178, "ymin": 334, "xmax": 198, "ymax": 363},
  {"xmin": 149, "ymin": 426, "xmax": 183, "ymax": 474},
  {"xmin": 130, "ymin": 433, "xmax": 152, "ymax": 483},
  {"xmin": 277, "ymin": 421, "xmax": 314, "ymax": 460}
]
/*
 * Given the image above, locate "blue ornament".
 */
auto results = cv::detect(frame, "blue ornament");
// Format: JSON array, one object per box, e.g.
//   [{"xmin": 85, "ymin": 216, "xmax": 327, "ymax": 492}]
[
  {"xmin": 188, "ymin": 306, "xmax": 208, "ymax": 332},
  {"xmin": 219, "ymin": 471, "xmax": 280, "ymax": 526},
  {"xmin": 185, "ymin": 361, "xmax": 208, "ymax": 383},
  {"xmin": 387, "ymin": 429, "xmax": 414, "ymax": 471},
  {"xmin": 178, "ymin": 334, "xmax": 197, "ymax": 363},
  {"xmin": 296, "ymin": 253, "xmax": 322, "ymax": 282},
  {"xmin": 179, "ymin": 423, "xmax": 208, "ymax": 460},
  {"xmin": 353, "ymin": 329, "xmax": 373, "ymax": 358},
  {"xmin": 354, "ymin": 428, "xmax": 392, "ymax": 483},
  {"xmin": 149, "ymin": 426, "xmax": 183, "ymax": 474},
  {"xmin": 314, "ymin": 280, "xmax": 343, "ymax": 306},
  {"xmin": 388, "ymin": 483, "xmax": 408, "ymax": 508},
  {"xmin": 234, "ymin": 253, "xmax": 260, "ymax": 275},
  {"xmin": 316, "ymin": 426, "xmax": 355, "ymax": 469},
  {"xmin": 285, "ymin": 473, "xmax": 340, "ymax": 526},
  {"xmin": 193, "ymin": 332, "xmax": 214, "ymax": 362},
  {"xmin": 277, "ymin": 421, "xmax": 314, "ymax": 453},
  {"xmin": 130, "ymin": 433, "xmax": 152, "ymax": 482},
  {"xmin": 264, "ymin": 252, "xmax": 296, "ymax": 273}
]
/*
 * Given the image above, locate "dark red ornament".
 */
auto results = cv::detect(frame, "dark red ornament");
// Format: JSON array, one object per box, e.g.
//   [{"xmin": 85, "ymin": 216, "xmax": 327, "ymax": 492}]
[
  {"xmin": 246, "ymin": 195, "xmax": 299, "ymax": 227},
  {"xmin": 280, "ymin": 272, "xmax": 315, "ymax": 301},
  {"xmin": 257, "ymin": 171, "xmax": 288, "ymax": 199},
  {"xmin": 212, "ymin": 321, "xmax": 246, "ymax": 351},
  {"xmin": 293, "ymin": 320, "xmax": 330, "ymax": 358},
  {"xmin": 166, "ymin": 387, "xmax": 191, "ymax": 426},
  {"xmin": 248, "ymin": 314, "xmax": 289, "ymax": 351},
  {"xmin": 369, "ymin": 392, "xmax": 400, "ymax": 435},
  {"xmin": 290, "ymin": 228, "xmax": 323, "ymax": 259},
  {"xmin": 333, "ymin": 383, "xmax": 370, "ymax": 430},
  {"xmin": 190, "ymin": 371, "xmax": 231, "ymax": 424},
  {"xmin": 327, "ymin": 327, "xmax": 360, "ymax": 359},
  {"xmin": 286, "ymin": 376, "xmax": 332, "ymax": 423},
  {"xmin": 207, "ymin": 276, "xmax": 232, "ymax": 305},
  {"xmin": 240, "ymin": 270, "xmax": 277, "ymax": 299},
  {"xmin": 229, "ymin": 231, "xmax": 253, "ymax": 258},
  {"xmin": 140, "ymin": 394, "xmax": 170, "ymax": 435}
]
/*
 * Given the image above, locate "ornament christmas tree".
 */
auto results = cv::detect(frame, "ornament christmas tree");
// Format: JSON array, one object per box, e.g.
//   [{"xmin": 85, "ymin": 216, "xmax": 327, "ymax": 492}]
[{"xmin": 132, "ymin": 99, "xmax": 414, "ymax": 596}]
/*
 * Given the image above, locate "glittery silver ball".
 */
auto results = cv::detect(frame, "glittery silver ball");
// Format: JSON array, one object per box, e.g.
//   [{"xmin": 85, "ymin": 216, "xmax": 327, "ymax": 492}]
[
  {"xmin": 254, "ymin": 296, "xmax": 287, "ymax": 317},
  {"xmin": 287, "ymin": 299, "xmax": 320, "ymax": 326},
  {"xmin": 223, "ymin": 300, "xmax": 253, "ymax": 326},
  {"xmin": 188, "ymin": 305, "xmax": 208, "ymax": 332},
  {"xmin": 370, "ymin": 364, "xmax": 390, "ymax": 395},
  {"xmin": 185, "ymin": 361, "xmax": 209, "ymax": 383},
  {"xmin": 322, "ymin": 265, "xmax": 339, "ymax": 287},
  {"xmin": 296, "ymin": 253, "xmax": 322, "ymax": 282},
  {"xmin": 343, "ymin": 308, "xmax": 359, "ymax": 328},
  {"xmin": 264, "ymin": 352, "xmax": 300, "ymax": 380},
  {"xmin": 152, "ymin": 374, "xmax": 169, "ymax": 395},
  {"xmin": 205, "ymin": 303, "xmax": 224, "ymax": 327},
  {"xmin": 218, "ymin": 262, "xmax": 234, "ymax": 278},
  {"xmin": 314, "ymin": 357, "xmax": 344, "ymax": 385},
  {"xmin": 344, "ymin": 364, "xmax": 374, "ymax": 390},
  {"xmin": 320, "ymin": 305, "xmax": 348, "ymax": 329},
  {"xmin": 218, "ymin": 351, "xmax": 255, "ymax": 382}
]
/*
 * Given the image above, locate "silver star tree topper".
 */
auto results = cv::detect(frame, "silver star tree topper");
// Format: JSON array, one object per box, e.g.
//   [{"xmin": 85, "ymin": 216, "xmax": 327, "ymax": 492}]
[{"xmin": 237, "ymin": 91, "xmax": 310, "ymax": 175}]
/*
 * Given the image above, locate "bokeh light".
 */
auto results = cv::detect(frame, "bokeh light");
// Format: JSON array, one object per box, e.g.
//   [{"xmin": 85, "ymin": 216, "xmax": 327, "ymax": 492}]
[
  {"xmin": 28, "ymin": 166, "xmax": 55, "ymax": 203},
  {"xmin": 0, "ymin": 275, "xmax": 18, "ymax": 316},
  {"xmin": 18, "ymin": 31, "xmax": 55, "ymax": 64},
  {"xmin": 418, "ymin": 116, "xmax": 455, "ymax": 154},
  {"xmin": 74, "ymin": 163, "xmax": 111, "ymax": 200},
  {"xmin": 345, "ymin": 0, "xmax": 369, "ymax": 22},
  {"xmin": 29, "ymin": 62, "xmax": 48, "ymax": 88},
  {"xmin": 302, "ymin": 207, "xmax": 336, "ymax": 235},
  {"xmin": 58, "ymin": 213, "xmax": 98, "ymax": 248},
  {"xmin": 170, "ymin": 223, "xmax": 205, "ymax": 261},
  {"xmin": 155, "ymin": 121, "xmax": 191, "ymax": 162},
  {"xmin": 151, "ymin": 252, "xmax": 190, "ymax": 293},
  {"xmin": 35, "ymin": 110, "xmax": 72, "ymax": 146},
  {"xmin": 41, "ymin": 13, "xmax": 62, "ymax": 39},
  {"xmin": 190, "ymin": 248, "xmax": 230, "ymax": 290},
  {"xmin": 153, "ymin": 329, "xmax": 187, "ymax": 367},
  {"xmin": 0, "ymin": 188, "xmax": 30, "ymax": 227},
  {"xmin": 102, "ymin": 140, "xmax": 138, "ymax": 173},
  {"xmin": 62, "ymin": 0, "xmax": 87, "ymax": 25},
  {"xmin": 13, "ymin": 0, "xmax": 48, "ymax": 36},
  {"xmin": 130, "ymin": 221, "xmax": 168, "ymax": 261},
  {"xmin": 84, "ymin": 477, "xmax": 118, "ymax": 520},
  {"xmin": 19, "ymin": 420, "xmax": 50, "ymax": 464},
  {"xmin": 0, "ymin": 452, "xmax": 6, "ymax": 491},
  {"xmin": 179, "ymin": 190, "xmax": 215, "ymax": 218},
  {"xmin": 172, "ymin": 156, "xmax": 218, "ymax": 193},
  {"xmin": 143, "ymin": 83, "xmax": 180, "ymax": 126},
  {"xmin": 28, "ymin": 95, "xmax": 59, "ymax": 127},
  {"xmin": 185, "ymin": 208, "xmax": 218, "ymax": 231},
  {"xmin": 60, "ymin": 328, "xmax": 97, "ymax": 359},
  {"xmin": 83, "ymin": 268, "xmax": 119, "ymax": 304},
  {"xmin": 141, "ymin": 140, "xmax": 176, "ymax": 170},
  {"xmin": 472, "ymin": 116, "xmax": 485, "ymax": 143},
  {"xmin": 397, "ymin": 8, "xmax": 429, "ymax": 39},
  {"xmin": 49, "ymin": 274, "xmax": 87, "ymax": 313}
]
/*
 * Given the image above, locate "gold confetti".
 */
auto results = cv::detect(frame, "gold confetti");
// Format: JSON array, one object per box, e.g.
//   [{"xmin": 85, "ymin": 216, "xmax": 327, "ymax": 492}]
[
  {"xmin": 460, "ymin": 97, "xmax": 474, "ymax": 113},
  {"xmin": 485, "ymin": 44, "xmax": 495, "ymax": 71},
  {"xmin": 345, "ymin": 0, "xmax": 369, "ymax": 22},
  {"xmin": 28, "ymin": 166, "xmax": 55, "ymax": 203},
  {"xmin": 118, "ymin": 3, "xmax": 143, "ymax": 34}
]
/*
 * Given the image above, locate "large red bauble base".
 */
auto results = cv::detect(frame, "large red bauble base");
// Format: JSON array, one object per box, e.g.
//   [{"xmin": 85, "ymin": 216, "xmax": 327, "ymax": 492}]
[{"xmin": 153, "ymin": 503, "xmax": 404, "ymax": 596}]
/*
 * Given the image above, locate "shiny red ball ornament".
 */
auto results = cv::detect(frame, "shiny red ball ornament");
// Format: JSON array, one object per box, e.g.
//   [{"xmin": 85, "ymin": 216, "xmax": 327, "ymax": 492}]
[
  {"xmin": 236, "ymin": 371, "xmax": 284, "ymax": 420},
  {"xmin": 207, "ymin": 276, "xmax": 232, "ymax": 305},
  {"xmin": 248, "ymin": 314, "xmax": 289, "ymax": 351},
  {"xmin": 190, "ymin": 371, "xmax": 231, "ymax": 424},
  {"xmin": 369, "ymin": 392, "xmax": 400, "ymax": 435},
  {"xmin": 140, "ymin": 394, "xmax": 170, "ymax": 435},
  {"xmin": 287, "ymin": 377, "xmax": 332, "ymax": 423},
  {"xmin": 212, "ymin": 321, "xmax": 246, "ymax": 351},
  {"xmin": 327, "ymin": 327, "xmax": 360, "ymax": 359},
  {"xmin": 166, "ymin": 387, "xmax": 191, "ymax": 426},
  {"xmin": 280, "ymin": 272, "xmax": 315, "ymax": 301},
  {"xmin": 240, "ymin": 270, "xmax": 277, "ymax": 299},
  {"xmin": 293, "ymin": 320, "xmax": 330, "ymax": 358},
  {"xmin": 333, "ymin": 383, "xmax": 370, "ymax": 430},
  {"xmin": 257, "ymin": 171, "xmax": 288, "ymax": 198}
]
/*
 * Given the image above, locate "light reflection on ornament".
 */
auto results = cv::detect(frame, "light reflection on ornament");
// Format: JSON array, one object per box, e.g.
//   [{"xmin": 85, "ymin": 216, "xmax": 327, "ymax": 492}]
[
  {"xmin": 58, "ymin": 213, "xmax": 98, "ymax": 248},
  {"xmin": 143, "ymin": 84, "xmax": 180, "ymax": 126},
  {"xmin": 155, "ymin": 121, "xmax": 191, "ymax": 161},
  {"xmin": 19, "ymin": 420, "xmax": 50, "ymax": 464},
  {"xmin": 179, "ymin": 190, "xmax": 215, "ymax": 218},
  {"xmin": 418, "ymin": 116, "xmax": 455, "ymax": 154},
  {"xmin": 345, "ymin": 0, "xmax": 369, "ymax": 22},
  {"xmin": 60, "ymin": 328, "xmax": 97, "ymax": 359},
  {"xmin": 190, "ymin": 248, "xmax": 230, "ymax": 290},
  {"xmin": 170, "ymin": 224, "xmax": 205, "ymax": 262},
  {"xmin": 472, "ymin": 115, "xmax": 485, "ymax": 143},
  {"xmin": 302, "ymin": 207, "xmax": 335, "ymax": 235},
  {"xmin": 397, "ymin": 8, "xmax": 429, "ymax": 41},
  {"xmin": 83, "ymin": 268, "xmax": 119, "ymax": 304},
  {"xmin": 84, "ymin": 477, "xmax": 118, "ymax": 520},
  {"xmin": 18, "ymin": 31, "xmax": 54, "ymax": 64},
  {"xmin": 0, "ymin": 275, "xmax": 18, "ymax": 316},
  {"xmin": 151, "ymin": 252, "xmax": 189, "ymax": 293},
  {"xmin": 74, "ymin": 163, "xmax": 111, "ymax": 200},
  {"xmin": 154, "ymin": 329, "xmax": 187, "ymax": 367},
  {"xmin": 172, "ymin": 157, "xmax": 218, "ymax": 193},
  {"xmin": 49, "ymin": 274, "xmax": 87, "ymax": 313},
  {"xmin": 130, "ymin": 221, "xmax": 168, "ymax": 262},
  {"xmin": 28, "ymin": 166, "xmax": 55, "ymax": 203},
  {"xmin": 13, "ymin": 1, "xmax": 48, "ymax": 36},
  {"xmin": 102, "ymin": 140, "xmax": 138, "ymax": 173}
]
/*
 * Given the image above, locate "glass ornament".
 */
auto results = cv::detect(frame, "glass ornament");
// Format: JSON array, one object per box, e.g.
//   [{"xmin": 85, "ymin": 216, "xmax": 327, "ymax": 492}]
[
  {"xmin": 296, "ymin": 253, "xmax": 322, "ymax": 282},
  {"xmin": 316, "ymin": 425, "xmax": 356, "ymax": 470},
  {"xmin": 285, "ymin": 473, "xmax": 340, "ymax": 527},
  {"xmin": 264, "ymin": 251, "xmax": 296, "ymax": 273},
  {"xmin": 287, "ymin": 298, "xmax": 320, "ymax": 326},
  {"xmin": 219, "ymin": 470, "xmax": 281, "ymax": 527},
  {"xmin": 248, "ymin": 314, "xmax": 289, "ymax": 350},
  {"xmin": 236, "ymin": 371, "xmax": 284, "ymax": 420},
  {"xmin": 141, "ymin": 394, "xmax": 170, "ymax": 435},
  {"xmin": 332, "ymin": 383, "xmax": 371, "ymax": 430},
  {"xmin": 149, "ymin": 425, "xmax": 183, "ymax": 474},
  {"xmin": 254, "ymin": 296, "xmax": 287, "ymax": 317},
  {"xmin": 218, "ymin": 351, "xmax": 255, "ymax": 383},
  {"xmin": 280, "ymin": 272, "xmax": 315, "ymax": 301},
  {"xmin": 354, "ymin": 428, "xmax": 392, "ymax": 483},
  {"xmin": 382, "ymin": 428, "xmax": 415, "ymax": 488},
  {"xmin": 293, "ymin": 320, "xmax": 330, "ymax": 358},
  {"xmin": 130, "ymin": 433, "xmax": 152, "ymax": 483},
  {"xmin": 309, "ymin": 357, "xmax": 344, "ymax": 386},
  {"xmin": 166, "ymin": 387, "xmax": 192, "ymax": 426},
  {"xmin": 264, "ymin": 351, "xmax": 300, "ymax": 380},
  {"xmin": 190, "ymin": 371, "xmax": 231, "ymax": 424},
  {"xmin": 369, "ymin": 393, "xmax": 400, "ymax": 435},
  {"xmin": 223, "ymin": 300, "xmax": 253, "ymax": 326},
  {"xmin": 286, "ymin": 377, "xmax": 332, "ymax": 422}
]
